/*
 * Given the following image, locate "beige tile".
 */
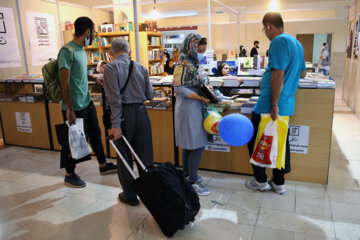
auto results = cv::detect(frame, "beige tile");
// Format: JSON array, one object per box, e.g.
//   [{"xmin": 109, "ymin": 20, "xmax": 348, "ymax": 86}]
[
  {"xmin": 327, "ymin": 187, "xmax": 360, "ymax": 205},
  {"xmin": 75, "ymin": 182, "xmax": 120, "ymax": 201},
  {"xmin": 334, "ymin": 222, "xmax": 360, "ymax": 240},
  {"xmin": 331, "ymin": 201, "xmax": 360, "ymax": 225},
  {"xmin": 126, "ymin": 215, "xmax": 166, "ymax": 240},
  {"xmin": 223, "ymin": 203, "xmax": 259, "ymax": 226},
  {"xmin": 198, "ymin": 186, "xmax": 233, "ymax": 209},
  {"xmin": 294, "ymin": 233, "xmax": 336, "ymax": 240},
  {"xmin": 261, "ymin": 186, "xmax": 296, "ymax": 212},
  {"xmin": 252, "ymin": 227, "xmax": 294, "ymax": 240},
  {"xmin": 256, "ymin": 208, "xmax": 335, "ymax": 238},
  {"xmin": 11, "ymin": 172, "xmax": 64, "ymax": 188},
  {"xmin": 172, "ymin": 217, "xmax": 254, "ymax": 240},
  {"xmin": 206, "ymin": 173, "xmax": 248, "ymax": 191},
  {"xmin": 295, "ymin": 197, "xmax": 332, "ymax": 218},
  {"xmin": 228, "ymin": 189, "xmax": 264, "ymax": 208},
  {"xmin": 295, "ymin": 182, "xmax": 328, "ymax": 200}
]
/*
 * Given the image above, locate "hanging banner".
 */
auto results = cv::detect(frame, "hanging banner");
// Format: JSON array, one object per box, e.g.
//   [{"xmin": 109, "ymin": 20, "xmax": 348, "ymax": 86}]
[
  {"xmin": 26, "ymin": 11, "xmax": 57, "ymax": 66},
  {"xmin": 0, "ymin": 7, "xmax": 21, "ymax": 68},
  {"xmin": 289, "ymin": 125, "xmax": 310, "ymax": 154}
]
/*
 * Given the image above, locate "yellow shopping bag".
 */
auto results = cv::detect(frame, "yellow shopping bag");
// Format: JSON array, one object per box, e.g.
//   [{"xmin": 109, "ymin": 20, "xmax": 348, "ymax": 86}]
[{"xmin": 251, "ymin": 114, "xmax": 289, "ymax": 170}]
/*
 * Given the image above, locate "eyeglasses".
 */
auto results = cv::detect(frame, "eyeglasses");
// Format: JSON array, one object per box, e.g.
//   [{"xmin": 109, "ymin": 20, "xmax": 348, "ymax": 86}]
[{"xmin": 262, "ymin": 27, "xmax": 266, "ymax": 33}]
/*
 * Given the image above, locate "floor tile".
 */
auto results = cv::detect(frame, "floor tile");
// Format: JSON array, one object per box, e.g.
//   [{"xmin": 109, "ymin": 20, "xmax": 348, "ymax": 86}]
[
  {"xmin": 295, "ymin": 196, "xmax": 332, "ymax": 218},
  {"xmin": 261, "ymin": 186, "xmax": 296, "ymax": 212},
  {"xmin": 334, "ymin": 221, "xmax": 360, "ymax": 240},
  {"xmin": 252, "ymin": 226, "xmax": 294, "ymax": 240},
  {"xmin": 256, "ymin": 208, "xmax": 335, "ymax": 238},
  {"xmin": 331, "ymin": 201, "xmax": 360, "ymax": 225}
]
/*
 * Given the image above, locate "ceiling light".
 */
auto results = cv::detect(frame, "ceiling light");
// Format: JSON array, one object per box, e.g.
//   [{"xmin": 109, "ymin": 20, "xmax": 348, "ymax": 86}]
[
  {"xmin": 270, "ymin": 0, "xmax": 279, "ymax": 11},
  {"xmin": 151, "ymin": 0, "xmax": 158, "ymax": 19}
]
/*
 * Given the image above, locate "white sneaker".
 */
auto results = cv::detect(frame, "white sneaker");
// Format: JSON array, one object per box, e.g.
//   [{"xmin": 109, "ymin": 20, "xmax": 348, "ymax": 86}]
[
  {"xmin": 268, "ymin": 179, "xmax": 286, "ymax": 195},
  {"xmin": 192, "ymin": 182, "xmax": 210, "ymax": 196},
  {"xmin": 245, "ymin": 177, "xmax": 271, "ymax": 192}
]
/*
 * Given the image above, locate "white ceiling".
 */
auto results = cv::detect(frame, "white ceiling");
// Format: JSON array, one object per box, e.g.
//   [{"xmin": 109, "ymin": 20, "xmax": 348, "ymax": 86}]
[{"xmin": 54, "ymin": 0, "xmax": 355, "ymax": 16}]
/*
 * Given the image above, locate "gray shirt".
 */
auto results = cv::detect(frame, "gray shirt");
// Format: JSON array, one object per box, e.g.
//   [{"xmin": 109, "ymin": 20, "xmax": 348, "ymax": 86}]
[{"xmin": 104, "ymin": 54, "xmax": 154, "ymax": 128}]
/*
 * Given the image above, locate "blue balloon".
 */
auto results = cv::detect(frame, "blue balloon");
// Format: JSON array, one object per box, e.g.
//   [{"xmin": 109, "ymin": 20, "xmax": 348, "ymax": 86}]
[{"xmin": 219, "ymin": 113, "xmax": 254, "ymax": 147}]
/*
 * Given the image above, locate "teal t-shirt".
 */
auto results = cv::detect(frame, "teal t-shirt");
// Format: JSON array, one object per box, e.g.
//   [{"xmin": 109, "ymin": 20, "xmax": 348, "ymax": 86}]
[
  {"xmin": 253, "ymin": 33, "xmax": 306, "ymax": 116},
  {"xmin": 57, "ymin": 41, "xmax": 91, "ymax": 111}
]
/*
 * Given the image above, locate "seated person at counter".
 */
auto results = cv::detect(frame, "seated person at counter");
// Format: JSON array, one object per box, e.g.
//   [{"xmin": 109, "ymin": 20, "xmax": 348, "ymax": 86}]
[
  {"xmin": 213, "ymin": 62, "xmax": 242, "ymax": 100},
  {"xmin": 164, "ymin": 59, "xmax": 175, "ymax": 75}
]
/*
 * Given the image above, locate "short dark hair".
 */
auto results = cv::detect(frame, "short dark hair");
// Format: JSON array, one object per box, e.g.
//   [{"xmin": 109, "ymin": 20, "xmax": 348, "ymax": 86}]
[
  {"xmin": 323, "ymin": 43, "xmax": 327, "ymax": 46},
  {"xmin": 199, "ymin": 38, "xmax": 207, "ymax": 45},
  {"xmin": 74, "ymin": 17, "xmax": 94, "ymax": 37},
  {"xmin": 262, "ymin": 12, "xmax": 283, "ymax": 28},
  {"xmin": 254, "ymin": 41, "xmax": 259, "ymax": 45}
]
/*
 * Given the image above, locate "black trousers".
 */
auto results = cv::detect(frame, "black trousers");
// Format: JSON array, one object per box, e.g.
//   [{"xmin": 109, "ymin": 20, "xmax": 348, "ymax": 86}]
[
  {"xmin": 114, "ymin": 104, "xmax": 154, "ymax": 199},
  {"xmin": 61, "ymin": 101, "xmax": 106, "ymax": 174},
  {"xmin": 247, "ymin": 112, "xmax": 291, "ymax": 185}
]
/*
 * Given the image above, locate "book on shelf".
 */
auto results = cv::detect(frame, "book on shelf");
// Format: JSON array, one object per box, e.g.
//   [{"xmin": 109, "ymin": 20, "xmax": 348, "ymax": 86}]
[
  {"xmin": 149, "ymin": 62, "xmax": 164, "ymax": 75},
  {"xmin": 148, "ymin": 36, "xmax": 162, "ymax": 46},
  {"xmin": 100, "ymin": 36, "xmax": 129, "ymax": 47},
  {"xmin": 101, "ymin": 24, "xmax": 114, "ymax": 33},
  {"xmin": 148, "ymin": 49, "xmax": 163, "ymax": 60},
  {"xmin": 86, "ymin": 52, "xmax": 100, "ymax": 64},
  {"xmin": 144, "ymin": 21, "xmax": 158, "ymax": 32}
]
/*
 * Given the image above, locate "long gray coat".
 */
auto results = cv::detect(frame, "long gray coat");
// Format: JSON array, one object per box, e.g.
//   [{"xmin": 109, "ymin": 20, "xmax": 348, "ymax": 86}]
[{"xmin": 174, "ymin": 85, "xmax": 208, "ymax": 150}]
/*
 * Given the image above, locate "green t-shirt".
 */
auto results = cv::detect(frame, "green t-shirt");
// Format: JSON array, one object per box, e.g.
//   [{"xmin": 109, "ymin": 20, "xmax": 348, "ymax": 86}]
[{"xmin": 57, "ymin": 41, "xmax": 91, "ymax": 111}]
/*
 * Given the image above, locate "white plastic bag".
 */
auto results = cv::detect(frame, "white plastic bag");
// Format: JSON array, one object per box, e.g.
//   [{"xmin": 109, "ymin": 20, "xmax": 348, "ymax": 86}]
[
  {"xmin": 66, "ymin": 120, "xmax": 92, "ymax": 160},
  {"xmin": 250, "ymin": 118, "xmax": 278, "ymax": 168}
]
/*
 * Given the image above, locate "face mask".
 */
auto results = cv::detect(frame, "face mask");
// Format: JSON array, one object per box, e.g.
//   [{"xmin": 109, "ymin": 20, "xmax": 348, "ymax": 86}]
[
  {"xmin": 256, "ymin": 45, "xmax": 259, "ymax": 49},
  {"xmin": 84, "ymin": 29, "xmax": 94, "ymax": 47},
  {"xmin": 197, "ymin": 53, "xmax": 204, "ymax": 62}
]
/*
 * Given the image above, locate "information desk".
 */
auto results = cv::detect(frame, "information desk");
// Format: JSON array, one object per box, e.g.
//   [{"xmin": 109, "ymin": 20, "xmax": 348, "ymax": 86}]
[{"xmin": 179, "ymin": 89, "xmax": 334, "ymax": 184}]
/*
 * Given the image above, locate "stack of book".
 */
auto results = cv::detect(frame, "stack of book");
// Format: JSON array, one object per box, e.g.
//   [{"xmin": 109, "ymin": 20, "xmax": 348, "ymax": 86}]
[
  {"xmin": 240, "ymin": 97, "xmax": 258, "ymax": 114},
  {"xmin": 222, "ymin": 76, "xmax": 241, "ymax": 87},
  {"xmin": 208, "ymin": 77, "xmax": 224, "ymax": 87},
  {"xmin": 298, "ymin": 79, "xmax": 317, "ymax": 88}
]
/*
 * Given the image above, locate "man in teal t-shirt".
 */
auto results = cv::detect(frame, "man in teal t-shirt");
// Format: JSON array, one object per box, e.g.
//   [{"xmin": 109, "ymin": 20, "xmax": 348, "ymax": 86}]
[
  {"xmin": 245, "ymin": 12, "xmax": 306, "ymax": 195},
  {"xmin": 58, "ymin": 16, "xmax": 116, "ymax": 188}
]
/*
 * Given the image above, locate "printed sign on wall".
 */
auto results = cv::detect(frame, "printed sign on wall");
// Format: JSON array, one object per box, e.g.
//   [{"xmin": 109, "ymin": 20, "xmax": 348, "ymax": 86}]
[
  {"xmin": 26, "ymin": 11, "xmax": 58, "ymax": 66},
  {"xmin": 289, "ymin": 125, "xmax": 310, "ymax": 154},
  {"xmin": 15, "ymin": 112, "xmax": 32, "ymax": 133},
  {"xmin": 0, "ymin": 7, "xmax": 21, "ymax": 68},
  {"xmin": 206, "ymin": 134, "xmax": 230, "ymax": 152}
]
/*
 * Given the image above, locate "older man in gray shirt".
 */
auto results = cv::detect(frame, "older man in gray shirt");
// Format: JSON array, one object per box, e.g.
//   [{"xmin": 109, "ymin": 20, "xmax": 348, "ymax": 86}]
[{"xmin": 104, "ymin": 39, "xmax": 154, "ymax": 206}]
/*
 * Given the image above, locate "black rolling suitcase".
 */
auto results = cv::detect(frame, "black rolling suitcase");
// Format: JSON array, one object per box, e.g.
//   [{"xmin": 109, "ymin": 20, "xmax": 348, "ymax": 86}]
[{"xmin": 110, "ymin": 137, "xmax": 200, "ymax": 237}]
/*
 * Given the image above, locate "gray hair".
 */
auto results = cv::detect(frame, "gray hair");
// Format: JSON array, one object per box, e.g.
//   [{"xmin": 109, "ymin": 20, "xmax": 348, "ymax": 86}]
[{"xmin": 111, "ymin": 38, "xmax": 130, "ymax": 54}]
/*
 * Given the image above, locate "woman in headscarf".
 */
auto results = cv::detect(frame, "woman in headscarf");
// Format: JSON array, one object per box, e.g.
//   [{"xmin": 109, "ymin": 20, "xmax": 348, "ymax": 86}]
[
  {"xmin": 316, "ymin": 43, "xmax": 330, "ymax": 76},
  {"xmin": 173, "ymin": 33, "xmax": 211, "ymax": 196}
]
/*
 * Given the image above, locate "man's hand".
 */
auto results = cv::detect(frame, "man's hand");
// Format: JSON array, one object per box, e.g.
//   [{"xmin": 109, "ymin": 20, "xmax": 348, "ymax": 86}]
[
  {"xmin": 96, "ymin": 77, "xmax": 104, "ymax": 86},
  {"xmin": 110, "ymin": 128, "xmax": 123, "ymax": 140},
  {"xmin": 200, "ymin": 96, "xmax": 210, "ymax": 104},
  {"xmin": 270, "ymin": 105, "xmax": 279, "ymax": 121},
  {"xmin": 66, "ymin": 109, "xmax": 76, "ymax": 125}
]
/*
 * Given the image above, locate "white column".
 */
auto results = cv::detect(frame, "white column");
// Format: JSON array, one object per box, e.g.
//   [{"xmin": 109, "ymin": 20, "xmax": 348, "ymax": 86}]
[
  {"xmin": 56, "ymin": 0, "xmax": 64, "ymax": 46},
  {"xmin": 133, "ymin": 0, "xmax": 140, "ymax": 63},
  {"xmin": 207, "ymin": 0, "xmax": 211, "ymax": 48}
]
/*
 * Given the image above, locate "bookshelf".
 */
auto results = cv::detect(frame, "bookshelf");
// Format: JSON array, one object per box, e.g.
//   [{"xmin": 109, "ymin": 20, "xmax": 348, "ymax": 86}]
[
  {"xmin": 85, "ymin": 31, "xmax": 136, "ymax": 74},
  {"xmin": 139, "ymin": 32, "xmax": 164, "ymax": 76}
]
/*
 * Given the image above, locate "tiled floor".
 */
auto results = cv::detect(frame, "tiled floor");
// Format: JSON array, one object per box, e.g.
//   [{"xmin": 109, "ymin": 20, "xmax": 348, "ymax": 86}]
[{"xmin": 1, "ymin": 107, "xmax": 360, "ymax": 240}]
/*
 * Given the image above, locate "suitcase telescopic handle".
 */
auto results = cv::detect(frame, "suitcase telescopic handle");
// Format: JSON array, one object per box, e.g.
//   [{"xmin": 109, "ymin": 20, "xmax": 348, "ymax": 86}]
[{"xmin": 109, "ymin": 136, "xmax": 148, "ymax": 180}]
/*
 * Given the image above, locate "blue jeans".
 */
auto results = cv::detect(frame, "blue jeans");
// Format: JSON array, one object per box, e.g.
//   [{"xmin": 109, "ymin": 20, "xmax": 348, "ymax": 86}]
[{"xmin": 318, "ymin": 68, "xmax": 329, "ymax": 76}]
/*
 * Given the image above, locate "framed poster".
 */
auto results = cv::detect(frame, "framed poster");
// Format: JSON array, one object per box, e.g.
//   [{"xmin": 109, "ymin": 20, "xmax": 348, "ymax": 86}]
[
  {"xmin": 0, "ymin": 7, "xmax": 21, "ymax": 68},
  {"xmin": 26, "ymin": 11, "xmax": 58, "ymax": 66}
]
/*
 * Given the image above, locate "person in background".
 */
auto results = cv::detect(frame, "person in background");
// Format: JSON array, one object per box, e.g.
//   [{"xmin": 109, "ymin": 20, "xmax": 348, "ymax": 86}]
[
  {"xmin": 58, "ymin": 16, "xmax": 117, "ymax": 188},
  {"xmin": 239, "ymin": 45, "xmax": 247, "ymax": 57},
  {"xmin": 214, "ymin": 62, "xmax": 242, "ymax": 100},
  {"xmin": 245, "ymin": 12, "xmax": 306, "ymax": 195},
  {"xmin": 96, "ymin": 61, "xmax": 106, "ymax": 74},
  {"xmin": 172, "ymin": 47, "xmax": 179, "ymax": 62},
  {"xmin": 173, "ymin": 33, "xmax": 211, "ymax": 196},
  {"xmin": 165, "ymin": 59, "xmax": 175, "ymax": 75},
  {"xmin": 104, "ymin": 39, "xmax": 154, "ymax": 206},
  {"xmin": 250, "ymin": 40, "xmax": 260, "ymax": 57},
  {"xmin": 316, "ymin": 43, "xmax": 330, "ymax": 76}
]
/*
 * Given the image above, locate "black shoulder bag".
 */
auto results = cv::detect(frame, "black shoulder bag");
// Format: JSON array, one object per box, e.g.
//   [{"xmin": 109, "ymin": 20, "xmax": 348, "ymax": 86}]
[{"xmin": 103, "ymin": 60, "xmax": 134, "ymax": 129}]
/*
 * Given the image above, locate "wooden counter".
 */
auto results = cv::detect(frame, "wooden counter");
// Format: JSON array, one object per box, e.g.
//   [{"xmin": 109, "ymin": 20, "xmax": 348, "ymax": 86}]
[
  {"xmin": 180, "ymin": 89, "xmax": 334, "ymax": 184},
  {"xmin": 0, "ymin": 102, "xmax": 51, "ymax": 149}
]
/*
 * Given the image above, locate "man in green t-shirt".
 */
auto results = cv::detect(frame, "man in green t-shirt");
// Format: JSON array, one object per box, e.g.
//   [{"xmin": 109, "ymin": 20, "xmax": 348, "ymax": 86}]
[{"xmin": 58, "ymin": 16, "xmax": 116, "ymax": 188}]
